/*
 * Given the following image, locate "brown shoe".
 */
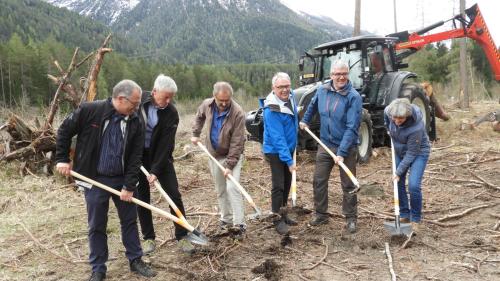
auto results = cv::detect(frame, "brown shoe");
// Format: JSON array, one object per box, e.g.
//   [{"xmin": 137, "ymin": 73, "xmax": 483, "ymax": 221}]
[{"xmin": 400, "ymin": 218, "xmax": 410, "ymax": 223}]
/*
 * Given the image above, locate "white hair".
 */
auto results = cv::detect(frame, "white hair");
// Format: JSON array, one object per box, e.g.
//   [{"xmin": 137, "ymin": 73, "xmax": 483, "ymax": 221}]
[
  {"xmin": 112, "ymin": 79, "xmax": 142, "ymax": 98},
  {"xmin": 213, "ymin": 81, "xmax": 233, "ymax": 96},
  {"xmin": 271, "ymin": 72, "xmax": 291, "ymax": 86},
  {"xmin": 153, "ymin": 74, "xmax": 178, "ymax": 93},
  {"xmin": 330, "ymin": 60, "xmax": 350, "ymax": 74},
  {"xmin": 387, "ymin": 98, "xmax": 413, "ymax": 117}
]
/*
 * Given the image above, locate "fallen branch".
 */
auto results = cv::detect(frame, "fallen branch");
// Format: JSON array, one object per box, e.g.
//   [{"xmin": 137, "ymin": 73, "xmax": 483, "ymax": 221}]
[
  {"xmin": 19, "ymin": 222, "xmax": 73, "ymax": 263},
  {"xmin": 399, "ymin": 232, "xmax": 415, "ymax": 250},
  {"xmin": 286, "ymin": 246, "xmax": 358, "ymax": 276},
  {"xmin": 451, "ymin": 262, "xmax": 477, "ymax": 272},
  {"xmin": 302, "ymin": 238, "xmax": 328, "ymax": 270},
  {"xmin": 435, "ymin": 203, "xmax": 497, "ymax": 222},
  {"xmin": 448, "ymin": 157, "xmax": 500, "ymax": 167},
  {"xmin": 432, "ymin": 143, "xmax": 455, "ymax": 151},
  {"xmin": 384, "ymin": 242, "xmax": 396, "ymax": 281},
  {"xmin": 468, "ymin": 169, "xmax": 500, "ymax": 191}
]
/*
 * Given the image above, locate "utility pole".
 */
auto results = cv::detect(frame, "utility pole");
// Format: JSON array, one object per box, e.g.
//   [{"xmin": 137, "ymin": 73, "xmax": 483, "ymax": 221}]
[
  {"xmin": 393, "ymin": 0, "xmax": 397, "ymax": 32},
  {"xmin": 353, "ymin": 0, "xmax": 361, "ymax": 36},
  {"xmin": 459, "ymin": 0, "xmax": 469, "ymax": 108}
]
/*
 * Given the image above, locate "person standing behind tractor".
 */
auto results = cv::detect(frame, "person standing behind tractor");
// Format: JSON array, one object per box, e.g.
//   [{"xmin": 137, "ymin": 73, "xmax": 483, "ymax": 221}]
[
  {"xmin": 262, "ymin": 72, "xmax": 298, "ymax": 235},
  {"xmin": 384, "ymin": 98, "xmax": 430, "ymax": 232},
  {"xmin": 137, "ymin": 74, "xmax": 195, "ymax": 255},
  {"xmin": 191, "ymin": 82, "xmax": 247, "ymax": 240},
  {"xmin": 55, "ymin": 80, "xmax": 156, "ymax": 281},
  {"xmin": 299, "ymin": 60, "xmax": 362, "ymax": 233}
]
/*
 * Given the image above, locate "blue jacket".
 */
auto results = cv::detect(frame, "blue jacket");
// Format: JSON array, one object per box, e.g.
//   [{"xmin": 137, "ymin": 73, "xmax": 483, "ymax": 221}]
[
  {"xmin": 262, "ymin": 91, "xmax": 298, "ymax": 166},
  {"xmin": 301, "ymin": 80, "xmax": 362, "ymax": 157},
  {"xmin": 384, "ymin": 104, "xmax": 431, "ymax": 177}
]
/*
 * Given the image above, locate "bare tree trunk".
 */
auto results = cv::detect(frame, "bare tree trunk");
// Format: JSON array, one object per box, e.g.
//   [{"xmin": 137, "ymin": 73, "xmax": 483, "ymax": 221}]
[
  {"xmin": 0, "ymin": 59, "xmax": 5, "ymax": 106},
  {"xmin": 459, "ymin": 0, "xmax": 469, "ymax": 109},
  {"xmin": 393, "ymin": 0, "xmax": 398, "ymax": 32},
  {"xmin": 8, "ymin": 61, "xmax": 12, "ymax": 108},
  {"xmin": 353, "ymin": 0, "xmax": 361, "ymax": 36}
]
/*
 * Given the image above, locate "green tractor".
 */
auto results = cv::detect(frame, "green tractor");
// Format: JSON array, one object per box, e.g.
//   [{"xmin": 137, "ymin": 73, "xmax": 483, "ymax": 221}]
[
  {"xmin": 245, "ymin": 4, "xmax": 500, "ymax": 163},
  {"xmin": 246, "ymin": 35, "xmax": 433, "ymax": 163}
]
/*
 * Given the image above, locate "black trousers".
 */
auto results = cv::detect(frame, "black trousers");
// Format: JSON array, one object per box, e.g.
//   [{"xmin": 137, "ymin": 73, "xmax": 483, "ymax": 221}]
[
  {"xmin": 85, "ymin": 176, "xmax": 142, "ymax": 273},
  {"xmin": 136, "ymin": 150, "xmax": 188, "ymax": 240},
  {"xmin": 266, "ymin": 153, "xmax": 292, "ymax": 213}
]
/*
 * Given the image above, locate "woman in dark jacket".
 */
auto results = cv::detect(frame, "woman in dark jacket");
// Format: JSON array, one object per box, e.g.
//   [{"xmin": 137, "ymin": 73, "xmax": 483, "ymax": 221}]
[{"xmin": 384, "ymin": 98, "xmax": 430, "ymax": 230}]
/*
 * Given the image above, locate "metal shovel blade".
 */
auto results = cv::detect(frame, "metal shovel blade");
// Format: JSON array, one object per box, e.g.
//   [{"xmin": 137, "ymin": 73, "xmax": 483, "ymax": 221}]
[
  {"xmin": 383, "ymin": 221, "xmax": 413, "ymax": 236},
  {"xmin": 185, "ymin": 229, "xmax": 210, "ymax": 246},
  {"xmin": 246, "ymin": 207, "xmax": 263, "ymax": 220}
]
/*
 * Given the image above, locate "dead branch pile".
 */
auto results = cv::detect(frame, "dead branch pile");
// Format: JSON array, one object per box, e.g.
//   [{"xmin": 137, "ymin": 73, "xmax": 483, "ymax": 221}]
[{"xmin": 0, "ymin": 35, "xmax": 113, "ymax": 174}]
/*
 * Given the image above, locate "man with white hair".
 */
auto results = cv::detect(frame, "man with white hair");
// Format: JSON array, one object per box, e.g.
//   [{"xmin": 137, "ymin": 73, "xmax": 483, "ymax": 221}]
[
  {"xmin": 191, "ymin": 81, "xmax": 247, "ymax": 240},
  {"xmin": 300, "ymin": 60, "xmax": 362, "ymax": 233},
  {"xmin": 56, "ymin": 80, "xmax": 156, "ymax": 281},
  {"xmin": 137, "ymin": 74, "xmax": 194, "ymax": 254},
  {"xmin": 262, "ymin": 72, "xmax": 298, "ymax": 235}
]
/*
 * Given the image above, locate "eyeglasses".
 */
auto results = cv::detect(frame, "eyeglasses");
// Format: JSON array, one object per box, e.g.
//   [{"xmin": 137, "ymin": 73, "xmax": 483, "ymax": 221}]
[
  {"xmin": 275, "ymin": 85, "xmax": 291, "ymax": 90},
  {"xmin": 332, "ymin": 72, "xmax": 349, "ymax": 78},
  {"xmin": 123, "ymin": 96, "xmax": 140, "ymax": 108}
]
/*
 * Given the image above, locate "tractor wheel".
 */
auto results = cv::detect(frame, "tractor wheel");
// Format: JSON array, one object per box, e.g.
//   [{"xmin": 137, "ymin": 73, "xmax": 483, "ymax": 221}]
[
  {"xmin": 400, "ymin": 83, "xmax": 431, "ymax": 133},
  {"xmin": 357, "ymin": 109, "xmax": 373, "ymax": 163}
]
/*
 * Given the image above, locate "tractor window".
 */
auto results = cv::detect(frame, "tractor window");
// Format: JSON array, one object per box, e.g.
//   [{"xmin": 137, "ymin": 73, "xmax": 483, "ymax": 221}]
[
  {"xmin": 323, "ymin": 50, "xmax": 363, "ymax": 89},
  {"xmin": 382, "ymin": 48, "xmax": 393, "ymax": 72}
]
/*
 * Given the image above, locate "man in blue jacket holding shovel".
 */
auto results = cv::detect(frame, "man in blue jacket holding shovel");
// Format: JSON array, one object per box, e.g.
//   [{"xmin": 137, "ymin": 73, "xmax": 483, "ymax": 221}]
[
  {"xmin": 262, "ymin": 72, "xmax": 298, "ymax": 235},
  {"xmin": 300, "ymin": 60, "xmax": 362, "ymax": 233}
]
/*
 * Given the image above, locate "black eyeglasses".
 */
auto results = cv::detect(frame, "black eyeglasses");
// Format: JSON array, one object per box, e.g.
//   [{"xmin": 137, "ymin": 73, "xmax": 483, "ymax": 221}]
[
  {"xmin": 332, "ymin": 72, "xmax": 349, "ymax": 78},
  {"xmin": 123, "ymin": 96, "xmax": 140, "ymax": 108}
]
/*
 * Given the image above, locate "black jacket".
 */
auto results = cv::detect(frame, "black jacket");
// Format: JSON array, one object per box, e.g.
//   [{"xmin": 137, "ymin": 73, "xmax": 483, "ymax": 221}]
[
  {"xmin": 139, "ymin": 91, "xmax": 179, "ymax": 176},
  {"xmin": 56, "ymin": 98, "xmax": 144, "ymax": 191}
]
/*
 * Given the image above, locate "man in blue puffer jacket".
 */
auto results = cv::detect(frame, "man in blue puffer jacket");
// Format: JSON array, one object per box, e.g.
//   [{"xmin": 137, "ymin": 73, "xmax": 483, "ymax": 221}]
[
  {"xmin": 384, "ymin": 98, "xmax": 430, "ymax": 232},
  {"xmin": 300, "ymin": 60, "xmax": 362, "ymax": 233},
  {"xmin": 263, "ymin": 72, "xmax": 298, "ymax": 235}
]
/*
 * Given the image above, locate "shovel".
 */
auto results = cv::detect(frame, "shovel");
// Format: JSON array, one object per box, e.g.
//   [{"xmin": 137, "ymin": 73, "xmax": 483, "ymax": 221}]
[
  {"xmin": 383, "ymin": 139, "xmax": 412, "ymax": 236},
  {"xmin": 289, "ymin": 150, "xmax": 313, "ymax": 215},
  {"xmin": 70, "ymin": 170, "xmax": 210, "ymax": 246},
  {"xmin": 139, "ymin": 166, "xmax": 210, "ymax": 245},
  {"xmin": 304, "ymin": 127, "xmax": 361, "ymax": 193},
  {"xmin": 196, "ymin": 142, "xmax": 263, "ymax": 219},
  {"xmin": 291, "ymin": 149, "xmax": 297, "ymax": 207}
]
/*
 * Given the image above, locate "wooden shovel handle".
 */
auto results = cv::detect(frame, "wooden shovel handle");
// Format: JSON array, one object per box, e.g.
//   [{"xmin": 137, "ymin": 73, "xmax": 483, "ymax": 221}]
[{"xmin": 70, "ymin": 170, "xmax": 193, "ymax": 232}]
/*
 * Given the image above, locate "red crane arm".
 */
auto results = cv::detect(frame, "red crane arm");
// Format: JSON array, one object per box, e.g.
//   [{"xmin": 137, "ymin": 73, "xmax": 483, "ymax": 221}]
[{"xmin": 395, "ymin": 4, "xmax": 500, "ymax": 80}]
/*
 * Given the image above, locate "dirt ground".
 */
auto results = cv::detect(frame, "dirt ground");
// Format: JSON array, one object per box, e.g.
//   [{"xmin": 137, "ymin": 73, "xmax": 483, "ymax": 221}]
[{"xmin": 0, "ymin": 101, "xmax": 499, "ymax": 281}]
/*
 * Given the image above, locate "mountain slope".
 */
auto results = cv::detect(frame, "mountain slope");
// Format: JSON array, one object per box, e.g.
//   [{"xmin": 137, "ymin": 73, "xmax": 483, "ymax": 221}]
[
  {"xmin": 0, "ymin": 0, "xmax": 138, "ymax": 53},
  {"xmin": 41, "ymin": 0, "xmax": 354, "ymax": 64}
]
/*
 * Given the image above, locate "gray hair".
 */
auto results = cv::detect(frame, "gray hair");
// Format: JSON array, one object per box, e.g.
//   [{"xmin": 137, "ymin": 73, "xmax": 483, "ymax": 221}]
[
  {"xmin": 213, "ymin": 81, "xmax": 233, "ymax": 96},
  {"xmin": 271, "ymin": 72, "xmax": 291, "ymax": 86},
  {"xmin": 387, "ymin": 98, "xmax": 413, "ymax": 117},
  {"xmin": 330, "ymin": 60, "xmax": 350, "ymax": 74},
  {"xmin": 112, "ymin": 79, "xmax": 142, "ymax": 98},
  {"xmin": 153, "ymin": 74, "xmax": 178, "ymax": 93}
]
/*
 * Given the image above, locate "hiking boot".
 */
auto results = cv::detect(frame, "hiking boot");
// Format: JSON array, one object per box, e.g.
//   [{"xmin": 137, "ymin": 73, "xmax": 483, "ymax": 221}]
[
  {"xmin": 88, "ymin": 271, "xmax": 106, "ymax": 281},
  {"xmin": 177, "ymin": 237, "xmax": 195, "ymax": 255},
  {"xmin": 309, "ymin": 216, "xmax": 329, "ymax": 226},
  {"xmin": 231, "ymin": 224, "xmax": 247, "ymax": 241},
  {"xmin": 275, "ymin": 218, "xmax": 289, "ymax": 235},
  {"xmin": 283, "ymin": 214, "xmax": 298, "ymax": 226},
  {"xmin": 400, "ymin": 218, "xmax": 410, "ymax": 223},
  {"xmin": 142, "ymin": 239, "xmax": 156, "ymax": 255},
  {"xmin": 346, "ymin": 219, "xmax": 357, "ymax": 234},
  {"xmin": 130, "ymin": 258, "xmax": 156, "ymax": 278}
]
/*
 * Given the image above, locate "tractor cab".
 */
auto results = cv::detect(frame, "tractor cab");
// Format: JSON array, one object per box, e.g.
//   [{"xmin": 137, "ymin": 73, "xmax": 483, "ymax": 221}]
[{"xmin": 298, "ymin": 36, "xmax": 400, "ymax": 107}]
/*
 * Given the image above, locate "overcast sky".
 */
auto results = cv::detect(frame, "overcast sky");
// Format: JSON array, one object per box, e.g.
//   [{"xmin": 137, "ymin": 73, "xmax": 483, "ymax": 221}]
[{"xmin": 280, "ymin": 0, "xmax": 499, "ymax": 45}]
